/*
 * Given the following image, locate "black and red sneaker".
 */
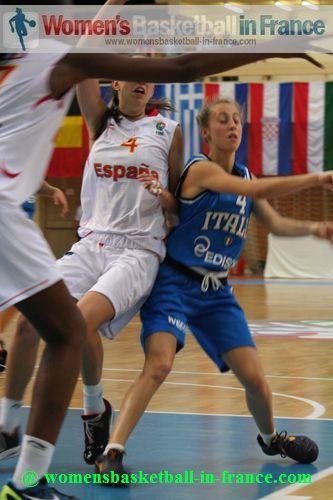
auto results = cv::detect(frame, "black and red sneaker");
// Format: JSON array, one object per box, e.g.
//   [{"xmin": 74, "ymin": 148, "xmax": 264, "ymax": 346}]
[{"xmin": 81, "ymin": 399, "xmax": 113, "ymax": 464}]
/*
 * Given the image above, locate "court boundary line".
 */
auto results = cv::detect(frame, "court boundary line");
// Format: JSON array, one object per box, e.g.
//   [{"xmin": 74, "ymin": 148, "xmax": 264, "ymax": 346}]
[
  {"xmin": 98, "ymin": 377, "xmax": 325, "ymax": 419},
  {"xmin": 101, "ymin": 367, "xmax": 333, "ymax": 382},
  {"xmin": 261, "ymin": 465, "xmax": 333, "ymax": 499},
  {"xmin": 19, "ymin": 406, "xmax": 333, "ymax": 420}
]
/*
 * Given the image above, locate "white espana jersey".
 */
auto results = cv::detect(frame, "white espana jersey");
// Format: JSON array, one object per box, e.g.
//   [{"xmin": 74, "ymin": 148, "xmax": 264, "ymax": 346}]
[
  {"xmin": 0, "ymin": 40, "xmax": 73, "ymax": 204},
  {"xmin": 79, "ymin": 112, "xmax": 178, "ymax": 254}
]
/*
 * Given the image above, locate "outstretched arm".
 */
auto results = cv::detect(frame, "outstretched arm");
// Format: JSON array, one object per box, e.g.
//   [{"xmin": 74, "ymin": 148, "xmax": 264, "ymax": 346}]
[
  {"xmin": 75, "ymin": 0, "xmax": 126, "ymax": 138},
  {"xmin": 181, "ymin": 160, "xmax": 333, "ymax": 200},
  {"xmin": 50, "ymin": 0, "xmax": 324, "ymax": 97},
  {"xmin": 52, "ymin": 50, "xmax": 319, "ymax": 100},
  {"xmin": 253, "ymin": 198, "xmax": 333, "ymax": 242}
]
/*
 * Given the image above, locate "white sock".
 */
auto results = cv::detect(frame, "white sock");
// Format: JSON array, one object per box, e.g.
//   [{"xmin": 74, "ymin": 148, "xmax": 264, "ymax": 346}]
[
  {"xmin": 104, "ymin": 443, "xmax": 125, "ymax": 455},
  {"xmin": 261, "ymin": 430, "xmax": 277, "ymax": 446},
  {"xmin": 12, "ymin": 435, "xmax": 54, "ymax": 489},
  {"xmin": 83, "ymin": 383, "xmax": 104, "ymax": 415},
  {"xmin": 0, "ymin": 397, "xmax": 23, "ymax": 434}
]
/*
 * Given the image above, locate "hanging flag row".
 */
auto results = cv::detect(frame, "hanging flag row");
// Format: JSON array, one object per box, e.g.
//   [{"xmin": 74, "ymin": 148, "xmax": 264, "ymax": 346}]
[
  {"xmin": 47, "ymin": 81, "xmax": 333, "ymax": 178},
  {"xmin": 155, "ymin": 81, "xmax": 333, "ymax": 176}
]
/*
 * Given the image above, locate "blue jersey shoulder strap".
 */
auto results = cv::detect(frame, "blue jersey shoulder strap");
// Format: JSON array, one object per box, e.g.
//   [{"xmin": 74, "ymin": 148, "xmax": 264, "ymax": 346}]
[{"xmin": 175, "ymin": 154, "xmax": 209, "ymax": 197}]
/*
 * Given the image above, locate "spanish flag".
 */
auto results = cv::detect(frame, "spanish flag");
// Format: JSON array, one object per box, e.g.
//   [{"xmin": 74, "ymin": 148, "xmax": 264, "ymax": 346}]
[{"xmin": 47, "ymin": 105, "xmax": 89, "ymax": 178}]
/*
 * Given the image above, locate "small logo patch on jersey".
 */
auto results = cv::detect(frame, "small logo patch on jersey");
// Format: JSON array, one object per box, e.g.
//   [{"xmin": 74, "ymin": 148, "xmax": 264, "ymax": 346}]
[
  {"xmin": 156, "ymin": 121, "xmax": 166, "ymax": 135},
  {"xmin": 224, "ymin": 236, "xmax": 233, "ymax": 246}
]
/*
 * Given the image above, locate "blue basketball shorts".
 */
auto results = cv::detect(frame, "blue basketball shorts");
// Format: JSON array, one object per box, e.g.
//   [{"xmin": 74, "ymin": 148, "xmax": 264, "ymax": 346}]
[{"xmin": 140, "ymin": 262, "xmax": 255, "ymax": 372}]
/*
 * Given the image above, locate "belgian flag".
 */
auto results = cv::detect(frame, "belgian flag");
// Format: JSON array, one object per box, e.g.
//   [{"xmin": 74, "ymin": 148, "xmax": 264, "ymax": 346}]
[{"xmin": 47, "ymin": 96, "xmax": 89, "ymax": 178}]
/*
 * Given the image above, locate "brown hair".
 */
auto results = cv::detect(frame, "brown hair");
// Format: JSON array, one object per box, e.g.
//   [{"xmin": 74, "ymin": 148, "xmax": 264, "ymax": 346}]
[
  {"xmin": 196, "ymin": 97, "xmax": 244, "ymax": 131},
  {"xmin": 94, "ymin": 90, "xmax": 175, "ymax": 141}
]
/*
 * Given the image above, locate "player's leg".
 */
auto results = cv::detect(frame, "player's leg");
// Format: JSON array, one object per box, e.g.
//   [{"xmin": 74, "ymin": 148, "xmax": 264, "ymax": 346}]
[
  {"xmin": 0, "ymin": 205, "xmax": 86, "ymax": 497},
  {"xmin": 16, "ymin": 281, "xmax": 85, "ymax": 441},
  {"xmin": 95, "ymin": 332, "xmax": 177, "ymax": 483},
  {"xmin": 189, "ymin": 283, "xmax": 273, "ymax": 433},
  {"xmin": 0, "ymin": 315, "xmax": 40, "ymax": 461},
  {"xmin": 0, "ymin": 280, "xmax": 86, "ymax": 500},
  {"xmin": 222, "ymin": 346, "xmax": 318, "ymax": 463},
  {"xmin": 95, "ymin": 261, "xmax": 187, "ymax": 484},
  {"xmin": 0, "ymin": 200, "xmax": 36, "ymax": 373},
  {"xmin": 77, "ymin": 290, "xmax": 115, "ymax": 464},
  {"xmin": 222, "ymin": 346, "xmax": 275, "ymax": 434},
  {"xmin": 109, "ymin": 333, "xmax": 177, "ymax": 446},
  {"xmin": 191, "ymin": 284, "xmax": 318, "ymax": 464},
  {"xmin": 0, "ymin": 277, "xmax": 111, "ymax": 466},
  {"xmin": 79, "ymin": 246, "xmax": 161, "ymax": 465},
  {"xmin": 4, "ymin": 315, "xmax": 40, "ymax": 403},
  {"xmin": 0, "ymin": 307, "xmax": 17, "ymax": 372}
]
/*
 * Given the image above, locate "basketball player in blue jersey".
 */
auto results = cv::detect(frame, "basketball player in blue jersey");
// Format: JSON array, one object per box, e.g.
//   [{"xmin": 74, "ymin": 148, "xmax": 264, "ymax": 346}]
[
  {"xmin": 95, "ymin": 97, "xmax": 333, "ymax": 479},
  {"xmin": 0, "ymin": 0, "xmax": 328, "ymax": 496}
]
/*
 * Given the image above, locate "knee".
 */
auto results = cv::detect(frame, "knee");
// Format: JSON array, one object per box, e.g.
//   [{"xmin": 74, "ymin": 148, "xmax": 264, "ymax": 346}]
[
  {"xmin": 144, "ymin": 359, "xmax": 173, "ymax": 385},
  {"xmin": 43, "ymin": 307, "xmax": 86, "ymax": 348},
  {"xmin": 16, "ymin": 314, "xmax": 40, "ymax": 347},
  {"xmin": 244, "ymin": 373, "xmax": 270, "ymax": 398}
]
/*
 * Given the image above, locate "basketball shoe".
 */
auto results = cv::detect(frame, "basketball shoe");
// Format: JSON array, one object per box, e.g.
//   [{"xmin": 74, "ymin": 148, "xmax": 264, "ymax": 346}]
[
  {"xmin": 95, "ymin": 449, "xmax": 128, "ymax": 487},
  {"xmin": 0, "ymin": 477, "xmax": 77, "ymax": 499},
  {"xmin": 82, "ymin": 399, "xmax": 113, "ymax": 464},
  {"xmin": 0, "ymin": 428, "xmax": 20, "ymax": 461},
  {"xmin": 257, "ymin": 430, "xmax": 319, "ymax": 463}
]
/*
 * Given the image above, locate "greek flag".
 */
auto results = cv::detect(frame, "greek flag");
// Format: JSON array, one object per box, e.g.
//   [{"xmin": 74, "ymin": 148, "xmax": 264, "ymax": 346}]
[{"xmin": 155, "ymin": 83, "xmax": 204, "ymax": 161}]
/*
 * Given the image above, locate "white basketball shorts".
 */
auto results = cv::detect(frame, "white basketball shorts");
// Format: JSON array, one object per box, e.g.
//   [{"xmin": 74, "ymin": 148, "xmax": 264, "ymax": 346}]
[
  {"xmin": 56, "ymin": 233, "xmax": 161, "ymax": 338},
  {"xmin": 0, "ymin": 201, "xmax": 62, "ymax": 310}
]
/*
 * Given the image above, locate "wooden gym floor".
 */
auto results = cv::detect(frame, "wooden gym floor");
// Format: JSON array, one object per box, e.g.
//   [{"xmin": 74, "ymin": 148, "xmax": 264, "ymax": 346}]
[{"xmin": 0, "ymin": 277, "xmax": 332, "ymax": 499}]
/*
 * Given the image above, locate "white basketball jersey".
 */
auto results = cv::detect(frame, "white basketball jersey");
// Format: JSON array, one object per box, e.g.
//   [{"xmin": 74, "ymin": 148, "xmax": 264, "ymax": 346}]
[
  {"xmin": 0, "ymin": 40, "xmax": 73, "ymax": 204},
  {"xmin": 79, "ymin": 112, "xmax": 178, "ymax": 254}
]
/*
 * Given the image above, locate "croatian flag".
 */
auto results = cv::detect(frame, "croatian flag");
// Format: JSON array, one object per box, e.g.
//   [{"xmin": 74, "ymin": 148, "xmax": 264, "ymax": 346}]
[{"xmin": 247, "ymin": 81, "xmax": 333, "ymax": 175}]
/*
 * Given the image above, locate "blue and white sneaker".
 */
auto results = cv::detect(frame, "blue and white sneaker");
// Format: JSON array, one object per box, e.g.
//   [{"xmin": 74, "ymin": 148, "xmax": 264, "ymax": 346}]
[{"xmin": 0, "ymin": 477, "xmax": 78, "ymax": 499}]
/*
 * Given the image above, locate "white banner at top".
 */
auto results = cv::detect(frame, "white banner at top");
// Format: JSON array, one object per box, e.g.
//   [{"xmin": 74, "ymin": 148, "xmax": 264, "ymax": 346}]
[{"xmin": 1, "ymin": 4, "xmax": 332, "ymax": 53}]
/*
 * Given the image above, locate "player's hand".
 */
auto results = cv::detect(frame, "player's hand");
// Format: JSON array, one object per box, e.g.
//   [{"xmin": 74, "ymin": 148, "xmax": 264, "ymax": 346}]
[
  {"xmin": 259, "ymin": 34, "xmax": 333, "ymax": 69},
  {"xmin": 52, "ymin": 187, "xmax": 69, "ymax": 217},
  {"xmin": 137, "ymin": 174, "xmax": 163, "ymax": 196},
  {"xmin": 311, "ymin": 221, "xmax": 333, "ymax": 242},
  {"xmin": 318, "ymin": 171, "xmax": 333, "ymax": 191},
  {"xmin": 294, "ymin": 53, "xmax": 323, "ymax": 69}
]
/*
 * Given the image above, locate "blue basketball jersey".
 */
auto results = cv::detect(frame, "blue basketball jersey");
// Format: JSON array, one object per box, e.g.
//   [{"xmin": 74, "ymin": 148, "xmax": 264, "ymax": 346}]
[{"xmin": 167, "ymin": 154, "xmax": 253, "ymax": 273}]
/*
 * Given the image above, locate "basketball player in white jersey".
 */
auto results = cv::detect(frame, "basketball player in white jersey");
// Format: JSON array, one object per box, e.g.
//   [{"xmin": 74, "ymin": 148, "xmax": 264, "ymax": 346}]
[
  {"xmin": 73, "ymin": 73, "xmax": 182, "ymax": 464},
  {"xmin": 0, "ymin": 0, "xmax": 325, "ymax": 496},
  {"xmin": 0, "ymin": 180, "xmax": 68, "ymax": 373}
]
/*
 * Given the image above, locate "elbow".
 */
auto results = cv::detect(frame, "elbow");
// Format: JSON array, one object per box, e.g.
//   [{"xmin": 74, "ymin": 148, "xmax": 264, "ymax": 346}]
[
  {"xmin": 267, "ymin": 219, "xmax": 284, "ymax": 236},
  {"xmin": 249, "ymin": 186, "xmax": 266, "ymax": 199},
  {"xmin": 250, "ymin": 180, "xmax": 273, "ymax": 199}
]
